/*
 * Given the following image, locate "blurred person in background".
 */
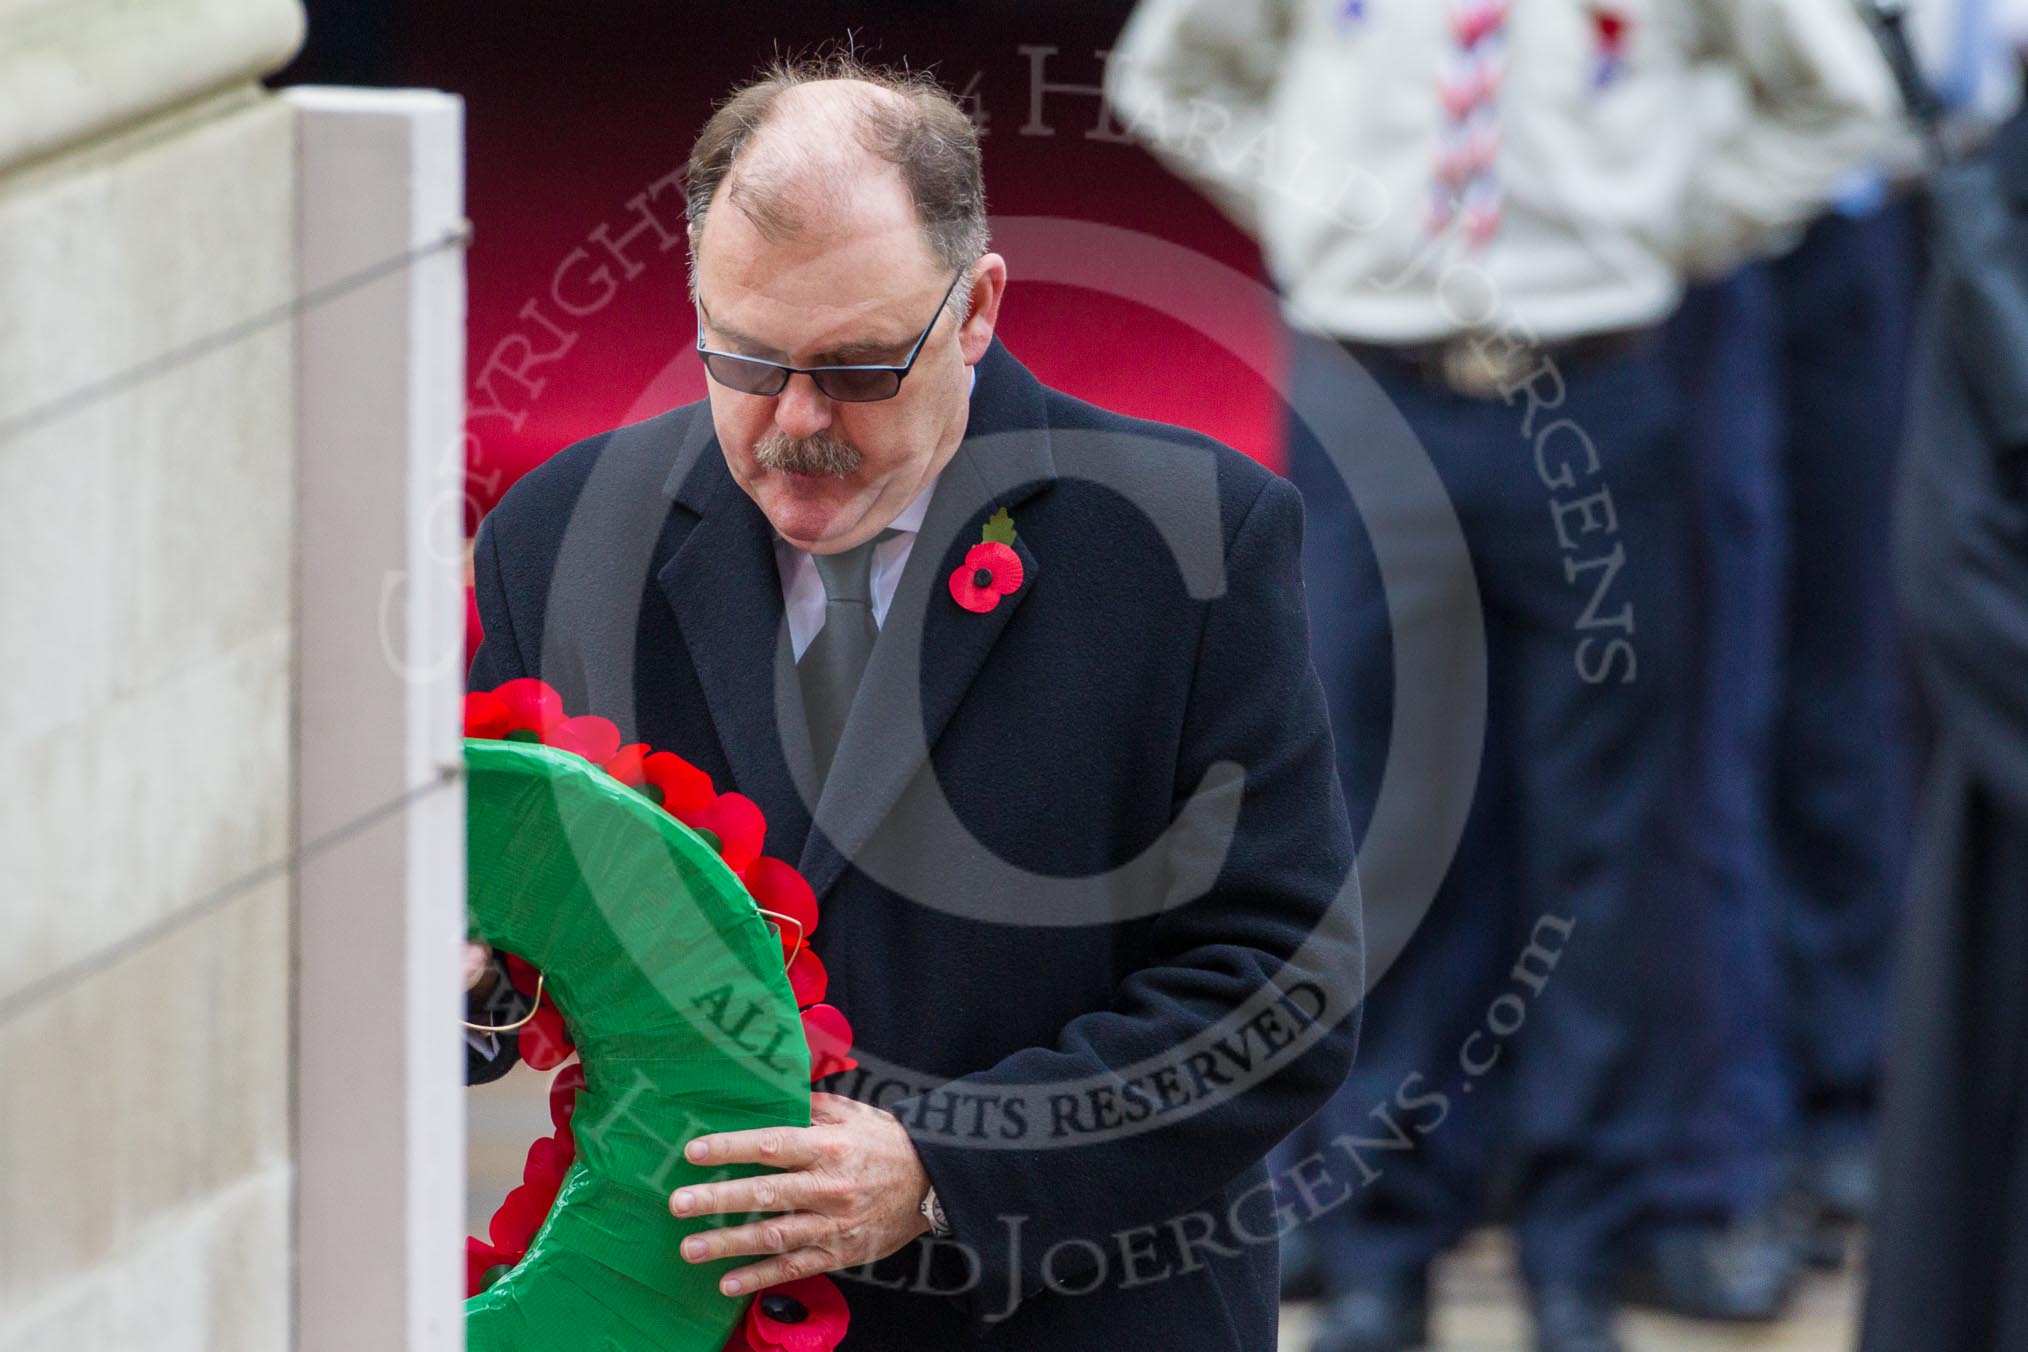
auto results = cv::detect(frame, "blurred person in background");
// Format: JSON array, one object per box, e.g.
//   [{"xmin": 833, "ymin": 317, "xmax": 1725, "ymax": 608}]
[
  {"xmin": 1108, "ymin": 4, "xmax": 1898, "ymax": 1351},
  {"xmin": 1863, "ymin": 7, "xmax": 2028, "ymax": 1345},
  {"xmin": 1658, "ymin": 0, "xmax": 2022, "ymax": 1318}
]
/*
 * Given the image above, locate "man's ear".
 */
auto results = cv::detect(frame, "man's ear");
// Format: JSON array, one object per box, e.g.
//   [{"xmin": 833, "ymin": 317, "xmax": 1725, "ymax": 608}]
[{"xmin": 958, "ymin": 253, "xmax": 1008, "ymax": 365}]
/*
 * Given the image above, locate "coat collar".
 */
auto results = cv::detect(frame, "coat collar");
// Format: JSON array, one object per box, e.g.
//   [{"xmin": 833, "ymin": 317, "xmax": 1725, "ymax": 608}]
[{"xmin": 657, "ymin": 339, "xmax": 1056, "ymax": 899}]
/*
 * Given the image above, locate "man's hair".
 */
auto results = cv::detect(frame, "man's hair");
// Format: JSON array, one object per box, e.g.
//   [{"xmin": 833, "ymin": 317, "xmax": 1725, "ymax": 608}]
[{"xmin": 684, "ymin": 51, "xmax": 989, "ymax": 315}]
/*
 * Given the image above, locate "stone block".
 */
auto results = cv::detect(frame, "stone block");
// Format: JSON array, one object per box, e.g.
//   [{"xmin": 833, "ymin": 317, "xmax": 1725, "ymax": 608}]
[{"xmin": 0, "ymin": 874, "xmax": 290, "ymax": 1325}]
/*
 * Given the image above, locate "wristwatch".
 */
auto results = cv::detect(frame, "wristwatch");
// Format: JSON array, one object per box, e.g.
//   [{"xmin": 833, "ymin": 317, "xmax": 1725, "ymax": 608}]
[{"xmin": 918, "ymin": 1185, "xmax": 950, "ymax": 1238}]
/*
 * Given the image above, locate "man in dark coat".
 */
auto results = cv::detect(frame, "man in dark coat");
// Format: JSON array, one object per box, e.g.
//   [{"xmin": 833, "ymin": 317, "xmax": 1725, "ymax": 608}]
[
  {"xmin": 463, "ymin": 55, "xmax": 1362, "ymax": 1350},
  {"xmin": 1864, "ymin": 101, "xmax": 2028, "ymax": 1352}
]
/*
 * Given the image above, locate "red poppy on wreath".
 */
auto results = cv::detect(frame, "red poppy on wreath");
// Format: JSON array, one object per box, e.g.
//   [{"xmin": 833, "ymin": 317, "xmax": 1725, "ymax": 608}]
[
  {"xmin": 547, "ymin": 714, "xmax": 624, "ymax": 763},
  {"xmin": 490, "ymin": 1177, "xmax": 556, "ymax": 1257},
  {"xmin": 743, "ymin": 856, "xmax": 819, "ymax": 963},
  {"xmin": 687, "ymin": 792, "xmax": 767, "ymax": 872},
  {"xmin": 643, "ymin": 748, "xmax": 715, "ymax": 816},
  {"xmin": 463, "ymin": 689, "xmax": 516, "ymax": 741},
  {"xmin": 740, "ymin": 1273, "xmax": 851, "ymax": 1352},
  {"xmin": 800, "ymin": 1003, "xmax": 859, "ymax": 1081},
  {"xmin": 602, "ymin": 741, "xmax": 652, "ymax": 788},
  {"xmin": 484, "ymin": 677, "xmax": 567, "ymax": 739},
  {"xmin": 517, "ymin": 1004, "xmax": 571, "ymax": 1070},
  {"xmin": 785, "ymin": 946, "xmax": 829, "ymax": 1008},
  {"xmin": 522, "ymin": 1133, "xmax": 571, "ymax": 1191},
  {"xmin": 467, "ymin": 1235, "xmax": 515, "ymax": 1294}
]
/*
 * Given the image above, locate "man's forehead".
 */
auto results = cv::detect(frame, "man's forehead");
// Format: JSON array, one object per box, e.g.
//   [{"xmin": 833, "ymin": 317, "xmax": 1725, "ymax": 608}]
[{"xmin": 697, "ymin": 238, "xmax": 944, "ymax": 354}]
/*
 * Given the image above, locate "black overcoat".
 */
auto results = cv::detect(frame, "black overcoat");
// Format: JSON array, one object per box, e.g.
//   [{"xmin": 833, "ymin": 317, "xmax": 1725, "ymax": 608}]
[
  {"xmin": 1864, "ymin": 109, "xmax": 2028, "ymax": 1352},
  {"xmin": 467, "ymin": 338, "xmax": 1363, "ymax": 1349}
]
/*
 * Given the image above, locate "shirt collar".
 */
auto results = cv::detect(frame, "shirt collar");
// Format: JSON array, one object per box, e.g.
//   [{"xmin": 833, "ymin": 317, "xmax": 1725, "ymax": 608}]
[{"xmin": 885, "ymin": 475, "xmax": 935, "ymax": 536}]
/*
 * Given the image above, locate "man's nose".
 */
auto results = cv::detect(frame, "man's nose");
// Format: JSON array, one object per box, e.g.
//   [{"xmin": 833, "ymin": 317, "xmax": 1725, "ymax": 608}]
[{"xmin": 772, "ymin": 372, "xmax": 833, "ymax": 439}]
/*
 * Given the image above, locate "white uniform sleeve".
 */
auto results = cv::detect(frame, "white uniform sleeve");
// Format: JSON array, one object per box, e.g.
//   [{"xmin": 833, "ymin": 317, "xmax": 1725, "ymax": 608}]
[
  {"xmin": 1680, "ymin": 0, "xmax": 1907, "ymax": 276},
  {"xmin": 1103, "ymin": 0, "xmax": 1295, "ymax": 235},
  {"xmin": 2000, "ymin": 0, "xmax": 2028, "ymax": 50}
]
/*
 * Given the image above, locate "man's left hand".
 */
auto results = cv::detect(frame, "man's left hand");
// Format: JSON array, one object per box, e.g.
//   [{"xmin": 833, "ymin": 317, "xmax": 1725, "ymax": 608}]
[{"xmin": 671, "ymin": 1091, "xmax": 933, "ymax": 1295}]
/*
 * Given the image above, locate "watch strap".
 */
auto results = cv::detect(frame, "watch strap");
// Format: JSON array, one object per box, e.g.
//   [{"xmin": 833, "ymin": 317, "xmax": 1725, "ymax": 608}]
[{"xmin": 918, "ymin": 1184, "xmax": 950, "ymax": 1237}]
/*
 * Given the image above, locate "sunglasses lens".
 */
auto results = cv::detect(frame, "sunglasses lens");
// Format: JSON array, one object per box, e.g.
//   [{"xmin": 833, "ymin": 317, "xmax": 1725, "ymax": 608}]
[
  {"xmin": 702, "ymin": 353, "xmax": 789, "ymax": 396},
  {"xmin": 813, "ymin": 368, "xmax": 903, "ymax": 403}
]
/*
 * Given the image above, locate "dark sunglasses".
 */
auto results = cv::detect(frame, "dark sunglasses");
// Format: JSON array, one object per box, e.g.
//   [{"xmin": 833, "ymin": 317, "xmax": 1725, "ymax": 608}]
[{"xmin": 696, "ymin": 267, "xmax": 968, "ymax": 404}]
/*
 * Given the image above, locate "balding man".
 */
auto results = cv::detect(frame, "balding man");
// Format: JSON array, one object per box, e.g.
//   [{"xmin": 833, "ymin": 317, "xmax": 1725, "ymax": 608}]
[{"xmin": 464, "ymin": 55, "xmax": 1362, "ymax": 1350}]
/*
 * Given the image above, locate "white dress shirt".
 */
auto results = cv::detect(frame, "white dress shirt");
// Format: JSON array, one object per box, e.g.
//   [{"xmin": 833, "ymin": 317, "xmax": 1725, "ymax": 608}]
[{"xmin": 774, "ymin": 476, "xmax": 938, "ymax": 660}]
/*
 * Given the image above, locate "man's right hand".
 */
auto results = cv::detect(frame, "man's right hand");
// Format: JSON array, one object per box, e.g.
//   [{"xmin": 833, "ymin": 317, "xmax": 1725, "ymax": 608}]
[{"xmin": 464, "ymin": 940, "xmax": 497, "ymax": 994}]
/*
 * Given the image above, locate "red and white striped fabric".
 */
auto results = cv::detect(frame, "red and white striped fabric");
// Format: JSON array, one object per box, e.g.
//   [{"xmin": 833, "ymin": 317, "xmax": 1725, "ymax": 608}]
[{"xmin": 1429, "ymin": 0, "xmax": 1509, "ymax": 249}]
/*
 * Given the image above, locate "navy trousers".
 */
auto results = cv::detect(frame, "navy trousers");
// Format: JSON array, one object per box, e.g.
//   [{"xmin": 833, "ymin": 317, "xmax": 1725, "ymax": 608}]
[
  {"xmin": 1276, "ymin": 330, "xmax": 1698, "ymax": 1289},
  {"xmin": 1659, "ymin": 206, "xmax": 1918, "ymax": 1218},
  {"xmin": 1766, "ymin": 207, "xmax": 1917, "ymax": 1152},
  {"xmin": 1655, "ymin": 269, "xmax": 1794, "ymax": 1217}
]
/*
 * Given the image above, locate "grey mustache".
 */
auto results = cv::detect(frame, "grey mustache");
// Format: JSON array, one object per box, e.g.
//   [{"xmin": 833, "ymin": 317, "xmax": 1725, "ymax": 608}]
[{"xmin": 754, "ymin": 428, "xmax": 864, "ymax": 476}]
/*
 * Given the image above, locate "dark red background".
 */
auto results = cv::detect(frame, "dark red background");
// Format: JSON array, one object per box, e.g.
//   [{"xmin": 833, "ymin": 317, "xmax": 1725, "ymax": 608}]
[{"xmin": 284, "ymin": 1, "xmax": 1287, "ymax": 524}]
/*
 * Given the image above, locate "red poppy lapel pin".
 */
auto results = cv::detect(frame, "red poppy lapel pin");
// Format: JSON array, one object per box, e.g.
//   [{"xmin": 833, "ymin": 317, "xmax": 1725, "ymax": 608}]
[{"xmin": 948, "ymin": 507, "xmax": 1024, "ymax": 613}]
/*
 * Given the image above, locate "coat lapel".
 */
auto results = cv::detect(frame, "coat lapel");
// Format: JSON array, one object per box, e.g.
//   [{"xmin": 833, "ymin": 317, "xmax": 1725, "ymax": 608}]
[
  {"xmin": 656, "ymin": 417, "xmax": 815, "ymax": 864},
  {"xmin": 797, "ymin": 341, "xmax": 1056, "ymax": 902}
]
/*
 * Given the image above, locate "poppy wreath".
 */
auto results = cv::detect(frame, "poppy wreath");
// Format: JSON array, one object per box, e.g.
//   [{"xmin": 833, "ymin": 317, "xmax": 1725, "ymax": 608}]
[{"xmin": 463, "ymin": 677, "xmax": 853, "ymax": 1352}]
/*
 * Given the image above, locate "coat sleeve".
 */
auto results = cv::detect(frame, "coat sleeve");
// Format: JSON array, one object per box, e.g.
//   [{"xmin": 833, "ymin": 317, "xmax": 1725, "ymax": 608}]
[
  {"xmin": 467, "ymin": 510, "xmax": 530, "ymax": 694},
  {"xmin": 1677, "ymin": 0, "xmax": 1905, "ymax": 276},
  {"xmin": 464, "ymin": 511, "xmax": 528, "ymax": 1084},
  {"xmin": 466, "ymin": 951, "xmax": 533, "ymax": 1086},
  {"xmin": 1102, "ymin": 0, "xmax": 1295, "ymax": 235},
  {"xmin": 887, "ymin": 474, "xmax": 1363, "ymax": 1333}
]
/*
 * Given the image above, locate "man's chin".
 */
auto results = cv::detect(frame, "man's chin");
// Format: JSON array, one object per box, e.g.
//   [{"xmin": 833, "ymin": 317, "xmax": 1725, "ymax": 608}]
[{"xmin": 758, "ymin": 474, "xmax": 865, "ymax": 549}]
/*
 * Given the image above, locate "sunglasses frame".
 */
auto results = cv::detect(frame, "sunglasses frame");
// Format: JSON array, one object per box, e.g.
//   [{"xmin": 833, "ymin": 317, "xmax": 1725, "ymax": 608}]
[{"xmin": 696, "ymin": 266, "xmax": 969, "ymax": 403}]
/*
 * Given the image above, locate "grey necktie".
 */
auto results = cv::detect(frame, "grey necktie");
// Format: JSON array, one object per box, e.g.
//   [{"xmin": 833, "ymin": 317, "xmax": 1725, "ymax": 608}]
[{"xmin": 798, "ymin": 529, "xmax": 898, "ymax": 782}]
